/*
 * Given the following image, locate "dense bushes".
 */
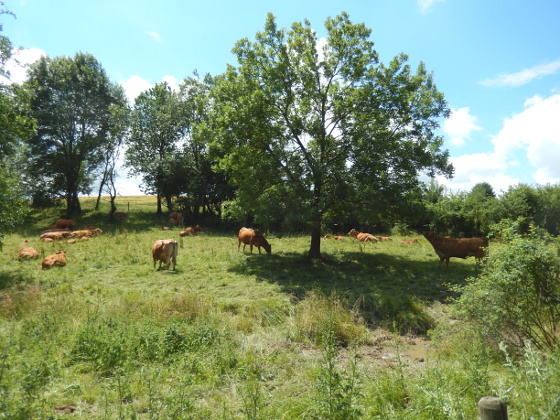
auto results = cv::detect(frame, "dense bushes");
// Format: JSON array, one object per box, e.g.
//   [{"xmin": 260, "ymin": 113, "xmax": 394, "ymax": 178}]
[{"xmin": 454, "ymin": 222, "xmax": 560, "ymax": 351}]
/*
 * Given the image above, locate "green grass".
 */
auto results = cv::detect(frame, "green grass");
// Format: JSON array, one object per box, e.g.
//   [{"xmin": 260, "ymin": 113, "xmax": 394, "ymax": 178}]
[{"xmin": 0, "ymin": 197, "xmax": 558, "ymax": 419}]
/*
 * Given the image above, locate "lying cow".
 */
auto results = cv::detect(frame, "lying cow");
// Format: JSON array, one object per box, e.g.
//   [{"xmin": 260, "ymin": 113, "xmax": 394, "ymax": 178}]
[
  {"xmin": 42, "ymin": 249, "xmax": 67, "ymax": 269},
  {"xmin": 400, "ymin": 239, "xmax": 419, "ymax": 244},
  {"xmin": 69, "ymin": 228, "xmax": 102, "ymax": 238},
  {"xmin": 169, "ymin": 212, "xmax": 184, "ymax": 227},
  {"xmin": 18, "ymin": 247, "xmax": 40, "ymax": 260},
  {"xmin": 55, "ymin": 219, "xmax": 77, "ymax": 230},
  {"xmin": 179, "ymin": 224, "xmax": 203, "ymax": 237},
  {"xmin": 238, "ymin": 227, "xmax": 271, "ymax": 254},
  {"xmin": 348, "ymin": 228, "xmax": 377, "ymax": 242},
  {"xmin": 40, "ymin": 231, "xmax": 71, "ymax": 241},
  {"xmin": 422, "ymin": 232, "xmax": 488, "ymax": 268},
  {"xmin": 152, "ymin": 239, "xmax": 178, "ymax": 270}
]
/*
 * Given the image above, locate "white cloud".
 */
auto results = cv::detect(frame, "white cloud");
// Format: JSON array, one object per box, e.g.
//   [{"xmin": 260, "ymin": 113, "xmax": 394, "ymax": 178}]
[
  {"xmin": 148, "ymin": 31, "xmax": 161, "ymax": 41},
  {"xmin": 480, "ymin": 59, "xmax": 560, "ymax": 88},
  {"xmin": 440, "ymin": 93, "xmax": 560, "ymax": 193},
  {"xmin": 443, "ymin": 107, "xmax": 481, "ymax": 147},
  {"xmin": 120, "ymin": 74, "xmax": 179, "ymax": 104},
  {"xmin": 0, "ymin": 47, "xmax": 46, "ymax": 84},
  {"xmin": 121, "ymin": 75, "xmax": 152, "ymax": 104},
  {"xmin": 418, "ymin": 0, "xmax": 445, "ymax": 14}
]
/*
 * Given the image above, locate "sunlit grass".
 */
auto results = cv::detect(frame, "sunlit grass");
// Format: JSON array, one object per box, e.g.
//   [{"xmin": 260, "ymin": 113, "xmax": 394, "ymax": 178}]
[{"xmin": 1, "ymin": 197, "xmax": 553, "ymax": 418}]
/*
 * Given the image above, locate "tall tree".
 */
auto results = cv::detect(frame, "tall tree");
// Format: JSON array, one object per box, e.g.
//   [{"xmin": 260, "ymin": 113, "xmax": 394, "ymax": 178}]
[
  {"xmin": 0, "ymin": 3, "xmax": 35, "ymax": 249},
  {"xmin": 94, "ymin": 94, "xmax": 130, "ymax": 218},
  {"xmin": 125, "ymin": 82, "xmax": 185, "ymax": 215},
  {"xmin": 208, "ymin": 13, "xmax": 453, "ymax": 257},
  {"xmin": 24, "ymin": 52, "xmax": 125, "ymax": 217}
]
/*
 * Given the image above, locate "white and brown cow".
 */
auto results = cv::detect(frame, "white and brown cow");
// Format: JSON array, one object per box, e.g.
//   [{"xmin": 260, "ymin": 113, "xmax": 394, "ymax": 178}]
[{"xmin": 152, "ymin": 239, "xmax": 178, "ymax": 270}]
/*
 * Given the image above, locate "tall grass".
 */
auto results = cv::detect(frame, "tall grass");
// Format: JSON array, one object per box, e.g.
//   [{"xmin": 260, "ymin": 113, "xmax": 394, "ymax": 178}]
[{"xmin": 0, "ymin": 197, "xmax": 558, "ymax": 418}]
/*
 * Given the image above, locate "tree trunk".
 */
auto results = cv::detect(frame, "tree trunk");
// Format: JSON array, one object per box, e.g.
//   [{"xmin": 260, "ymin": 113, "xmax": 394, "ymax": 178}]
[
  {"xmin": 156, "ymin": 192, "xmax": 162, "ymax": 215},
  {"xmin": 66, "ymin": 191, "xmax": 81, "ymax": 218},
  {"xmin": 95, "ymin": 180, "xmax": 105, "ymax": 211},
  {"xmin": 309, "ymin": 225, "xmax": 322, "ymax": 258}
]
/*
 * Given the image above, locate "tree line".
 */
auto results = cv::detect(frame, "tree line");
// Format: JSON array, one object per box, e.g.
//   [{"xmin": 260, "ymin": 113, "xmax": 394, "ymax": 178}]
[{"xmin": 2, "ymin": 9, "xmax": 558, "ymax": 255}]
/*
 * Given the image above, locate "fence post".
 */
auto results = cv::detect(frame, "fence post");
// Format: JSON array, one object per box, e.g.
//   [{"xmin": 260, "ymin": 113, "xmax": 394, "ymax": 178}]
[{"xmin": 479, "ymin": 396, "xmax": 508, "ymax": 420}]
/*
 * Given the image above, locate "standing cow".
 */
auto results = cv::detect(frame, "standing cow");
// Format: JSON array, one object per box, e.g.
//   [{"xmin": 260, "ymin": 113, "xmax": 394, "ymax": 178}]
[
  {"xmin": 169, "ymin": 212, "xmax": 184, "ymax": 227},
  {"xmin": 423, "ymin": 232, "xmax": 488, "ymax": 268},
  {"xmin": 152, "ymin": 239, "xmax": 178, "ymax": 270},
  {"xmin": 238, "ymin": 227, "xmax": 272, "ymax": 254}
]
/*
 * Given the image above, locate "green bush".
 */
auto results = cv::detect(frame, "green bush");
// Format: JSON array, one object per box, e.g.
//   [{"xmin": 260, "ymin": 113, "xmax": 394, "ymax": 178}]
[{"xmin": 454, "ymin": 223, "xmax": 560, "ymax": 351}]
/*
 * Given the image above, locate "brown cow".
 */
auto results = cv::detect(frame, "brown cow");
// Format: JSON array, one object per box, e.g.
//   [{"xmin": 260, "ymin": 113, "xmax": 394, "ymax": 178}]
[
  {"xmin": 238, "ymin": 227, "xmax": 271, "ymax": 254},
  {"xmin": 169, "ymin": 212, "xmax": 184, "ymax": 227},
  {"xmin": 348, "ymin": 228, "xmax": 378, "ymax": 242},
  {"xmin": 18, "ymin": 247, "xmax": 40, "ymax": 260},
  {"xmin": 69, "ymin": 228, "xmax": 102, "ymax": 238},
  {"xmin": 40, "ymin": 231, "xmax": 71, "ymax": 241},
  {"xmin": 422, "ymin": 232, "xmax": 488, "ymax": 268},
  {"xmin": 179, "ymin": 224, "xmax": 202, "ymax": 237},
  {"xmin": 55, "ymin": 219, "xmax": 77, "ymax": 230},
  {"xmin": 42, "ymin": 249, "xmax": 67, "ymax": 269},
  {"xmin": 152, "ymin": 239, "xmax": 178, "ymax": 270}
]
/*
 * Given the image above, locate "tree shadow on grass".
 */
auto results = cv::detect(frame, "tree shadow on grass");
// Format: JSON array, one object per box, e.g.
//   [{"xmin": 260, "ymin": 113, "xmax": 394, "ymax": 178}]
[{"xmin": 229, "ymin": 251, "xmax": 477, "ymax": 334}]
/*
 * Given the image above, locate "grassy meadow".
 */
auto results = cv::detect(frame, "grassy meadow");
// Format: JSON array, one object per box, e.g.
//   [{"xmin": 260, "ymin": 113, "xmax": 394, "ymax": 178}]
[{"xmin": 1, "ymin": 196, "xmax": 558, "ymax": 419}]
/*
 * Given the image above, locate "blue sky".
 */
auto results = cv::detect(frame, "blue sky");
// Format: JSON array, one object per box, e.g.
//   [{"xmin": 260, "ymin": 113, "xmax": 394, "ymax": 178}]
[{"xmin": 3, "ymin": 0, "xmax": 560, "ymax": 196}]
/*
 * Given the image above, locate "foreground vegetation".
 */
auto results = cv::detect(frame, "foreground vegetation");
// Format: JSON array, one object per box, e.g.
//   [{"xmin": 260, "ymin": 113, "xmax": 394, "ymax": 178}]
[{"xmin": 1, "ymin": 197, "xmax": 559, "ymax": 419}]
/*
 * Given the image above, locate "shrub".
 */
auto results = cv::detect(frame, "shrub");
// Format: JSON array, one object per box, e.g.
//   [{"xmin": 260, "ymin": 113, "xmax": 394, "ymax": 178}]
[
  {"xmin": 454, "ymin": 223, "xmax": 560, "ymax": 351},
  {"xmin": 292, "ymin": 291, "xmax": 368, "ymax": 347}
]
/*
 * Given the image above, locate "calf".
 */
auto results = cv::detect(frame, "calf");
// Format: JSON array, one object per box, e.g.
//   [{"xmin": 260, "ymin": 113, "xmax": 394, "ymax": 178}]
[
  {"xmin": 42, "ymin": 249, "xmax": 67, "ymax": 269},
  {"xmin": 180, "ymin": 224, "xmax": 203, "ymax": 237},
  {"xmin": 423, "ymin": 232, "xmax": 488, "ymax": 268},
  {"xmin": 238, "ymin": 227, "xmax": 271, "ymax": 254},
  {"xmin": 18, "ymin": 247, "xmax": 40, "ymax": 260},
  {"xmin": 152, "ymin": 239, "xmax": 178, "ymax": 270},
  {"xmin": 348, "ymin": 228, "xmax": 377, "ymax": 242}
]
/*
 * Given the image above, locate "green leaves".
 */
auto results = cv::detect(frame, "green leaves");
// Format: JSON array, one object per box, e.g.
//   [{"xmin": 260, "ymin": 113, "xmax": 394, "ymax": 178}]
[{"xmin": 210, "ymin": 13, "xmax": 451, "ymax": 256}]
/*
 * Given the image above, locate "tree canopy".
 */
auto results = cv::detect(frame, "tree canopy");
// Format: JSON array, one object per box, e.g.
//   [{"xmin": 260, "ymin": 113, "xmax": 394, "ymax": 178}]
[
  {"xmin": 207, "ymin": 13, "xmax": 453, "ymax": 257},
  {"xmin": 24, "ymin": 52, "xmax": 126, "ymax": 217}
]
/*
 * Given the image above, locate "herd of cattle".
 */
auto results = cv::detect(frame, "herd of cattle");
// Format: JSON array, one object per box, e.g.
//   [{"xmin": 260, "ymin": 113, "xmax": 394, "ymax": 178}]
[{"xmin": 15, "ymin": 214, "xmax": 489, "ymax": 271}]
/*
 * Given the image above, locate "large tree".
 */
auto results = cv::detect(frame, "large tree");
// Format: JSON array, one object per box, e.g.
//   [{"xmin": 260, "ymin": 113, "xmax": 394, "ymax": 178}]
[
  {"xmin": 24, "ymin": 52, "xmax": 125, "ymax": 217},
  {"xmin": 125, "ymin": 82, "xmax": 186, "ymax": 214},
  {"xmin": 0, "ymin": 3, "xmax": 35, "ymax": 248},
  {"xmin": 208, "ymin": 13, "xmax": 453, "ymax": 257}
]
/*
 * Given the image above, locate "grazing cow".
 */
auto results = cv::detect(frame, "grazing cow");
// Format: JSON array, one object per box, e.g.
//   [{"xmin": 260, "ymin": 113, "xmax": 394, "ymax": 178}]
[
  {"xmin": 348, "ymin": 228, "xmax": 378, "ymax": 242},
  {"xmin": 40, "ymin": 231, "xmax": 71, "ymax": 241},
  {"xmin": 152, "ymin": 239, "xmax": 178, "ymax": 270},
  {"xmin": 42, "ymin": 249, "xmax": 67, "ymax": 269},
  {"xmin": 422, "ymin": 232, "xmax": 488, "ymax": 268},
  {"xmin": 400, "ymin": 239, "xmax": 419, "ymax": 244},
  {"xmin": 179, "ymin": 224, "xmax": 202, "ymax": 237},
  {"xmin": 169, "ymin": 212, "xmax": 184, "ymax": 227},
  {"xmin": 18, "ymin": 247, "xmax": 40, "ymax": 260},
  {"xmin": 238, "ymin": 227, "xmax": 272, "ymax": 254},
  {"xmin": 55, "ymin": 219, "xmax": 77, "ymax": 230}
]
